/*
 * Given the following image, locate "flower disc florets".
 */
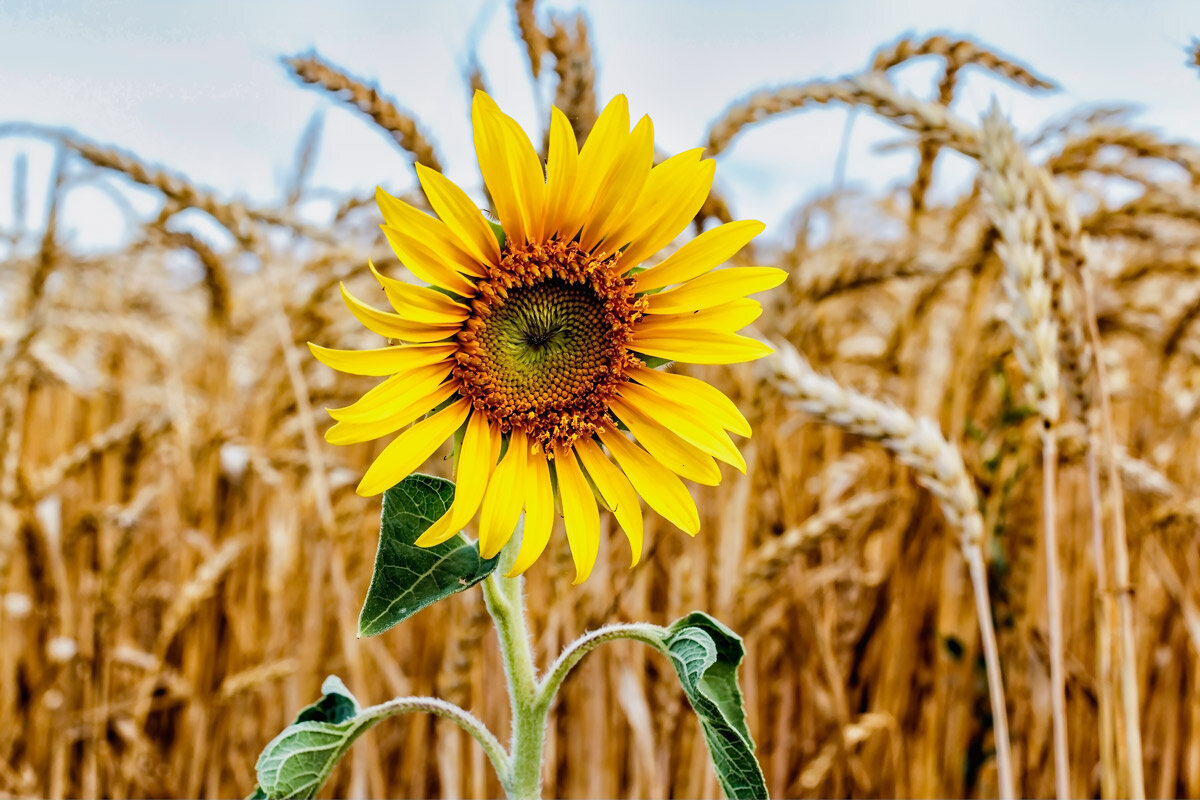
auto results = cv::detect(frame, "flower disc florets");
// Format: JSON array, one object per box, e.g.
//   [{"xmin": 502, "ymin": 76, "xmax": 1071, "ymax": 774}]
[{"xmin": 454, "ymin": 237, "xmax": 647, "ymax": 453}]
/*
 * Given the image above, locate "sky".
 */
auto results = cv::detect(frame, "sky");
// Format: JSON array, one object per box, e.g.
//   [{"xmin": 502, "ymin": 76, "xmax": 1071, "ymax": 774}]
[{"xmin": 2, "ymin": 0, "xmax": 1199, "ymax": 252}]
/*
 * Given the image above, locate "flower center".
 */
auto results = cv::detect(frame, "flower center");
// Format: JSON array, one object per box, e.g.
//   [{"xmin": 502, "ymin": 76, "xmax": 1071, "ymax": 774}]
[{"xmin": 454, "ymin": 238, "xmax": 647, "ymax": 452}]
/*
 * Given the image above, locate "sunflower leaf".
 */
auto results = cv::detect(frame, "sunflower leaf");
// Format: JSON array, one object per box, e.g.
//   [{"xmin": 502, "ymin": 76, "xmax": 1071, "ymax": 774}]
[
  {"xmin": 253, "ymin": 676, "xmax": 370, "ymax": 800},
  {"xmin": 486, "ymin": 217, "xmax": 506, "ymax": 250},
  {"xmin": 632, "ymin": 351, "xmax": 674, "ymax": 369},
  {"xmin": 660, "ymin": 612, "xmax": 768, "ymax": 799},
  {"xmin": 358, "ymin": 474, "xmax": 499, "ymax": 637}
]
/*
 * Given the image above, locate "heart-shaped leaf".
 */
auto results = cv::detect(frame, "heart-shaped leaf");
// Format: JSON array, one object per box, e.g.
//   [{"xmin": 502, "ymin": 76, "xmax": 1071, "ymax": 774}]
[
  {"xmin": 358, "ymin": 474, "xmax": 499, "ymax": 637},
  {"xmin": 660, "ymin": 612, "xmax": 768, "ymax": 799},
  {"xmin": 253, "ymin": 676, "xmax": 371, "ymax": 800}
]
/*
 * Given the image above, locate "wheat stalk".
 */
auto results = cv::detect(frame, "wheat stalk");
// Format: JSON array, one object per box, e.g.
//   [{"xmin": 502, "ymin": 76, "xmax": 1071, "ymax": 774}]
[
  {"xmin": 979, "ymin": 105, "xmax": 1069, "ymax": 799},
  {"xmin": 30, "ymin": 411, "xmax": 172, "ymax": 497},
  {"xmin": 1028, "ymin": 118, "xmax": 1145, "ymax": 798},
  {"xmin": 869, "ymin": 33, "xmax": 1056, "ymax": 90},
  {"xmin": 706, "ymin": 72, "xmax": 981, "ymax": 158},
  {"xmin": 1051, "ymin": 125, "xmax": 1200, "ymax": 182},
  {"xmin": 546, "ymin": 14, "xmax": 598, "ymax": 144},
  {"xmin": 284, "ymin": 53, "xmax": 443, "ymax": 173},
  {"xmin": 768, "ymin": 341, "xmax": 1014, "ymax": 799},
  {"xmin": 514, "ymin": 0, "xmax": 548, "ymax": 78},
  {"xmin": 867, "ymin": 35, "xmax": 1054, "ymax": 225},
  {"xmin": 737, "ymin": 490, "xmax": 891, "ymax": 630}
]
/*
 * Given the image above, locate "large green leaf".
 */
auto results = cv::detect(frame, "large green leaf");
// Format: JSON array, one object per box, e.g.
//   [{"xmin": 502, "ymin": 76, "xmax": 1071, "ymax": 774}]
[
  {"xmin": 661, "ymin": 612, "xmax": 768, "ymax": 799},
  {"xmin": 358, "ymin": 474, "xmax": 499, "ymax": 637},
  {"xmin": 253, "ymin": 676, "xmax": 372, "ymax": 800}
]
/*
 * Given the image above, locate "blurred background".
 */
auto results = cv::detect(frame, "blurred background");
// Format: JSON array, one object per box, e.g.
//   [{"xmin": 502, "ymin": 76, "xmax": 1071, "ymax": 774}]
[{"xmin": 3, "ymin": 1, "xmax": 1200, "ymax": 797}]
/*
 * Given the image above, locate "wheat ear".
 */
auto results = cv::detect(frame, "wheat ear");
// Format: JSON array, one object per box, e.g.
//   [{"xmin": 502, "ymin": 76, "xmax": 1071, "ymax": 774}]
[
  {"xmin": 979, "ymin": 106, "xmax": 1070, "ymax": 799},
  {"xmin": 284, "ymin": 53, "xmax": 443, "ymax": 174},
  {"xmin": 546, "ymin": 14, "xmax": 598, "ymax": 144},
  {"xmin": 769, "ymin": 341, "xmax": 1014, "ymax": 800}
]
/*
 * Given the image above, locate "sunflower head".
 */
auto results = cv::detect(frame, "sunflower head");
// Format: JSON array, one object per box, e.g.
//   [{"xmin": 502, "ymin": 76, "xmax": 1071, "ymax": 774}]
[
  {"xmin": 456, "ymin": 236, "xmax": 646, "ymax": 453},
  {"xmin": 311, "ymin": 91, "xmax": 786, "ymax": 583}
]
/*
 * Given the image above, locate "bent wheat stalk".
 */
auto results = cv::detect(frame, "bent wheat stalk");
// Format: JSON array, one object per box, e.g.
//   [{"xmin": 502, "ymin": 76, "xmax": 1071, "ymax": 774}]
[
  {"xmin": 284, "ymin": 53, "xmax": 444, "ymax": 174},
  {"xmin": 769, "ymin": 341, "xmax": 1014, "ymax": 800}
]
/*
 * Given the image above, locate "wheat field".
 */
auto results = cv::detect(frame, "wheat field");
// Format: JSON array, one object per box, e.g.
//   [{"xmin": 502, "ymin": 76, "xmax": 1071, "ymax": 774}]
[{"xmin": 3, "ymin": 6, "xmax": 1200, "ymax": 798}]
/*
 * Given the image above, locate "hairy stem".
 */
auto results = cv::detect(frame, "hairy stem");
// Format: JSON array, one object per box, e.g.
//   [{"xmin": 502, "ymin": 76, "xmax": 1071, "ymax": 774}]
[
  {"xmin": 536, "ymin": 623, "xmax": 667, "ymax": 710},
  {"xmin": 482, "ymin": 541, "xmax": 545, "ymax": 800},
  {"xmin": 360, "ymin": 695, "xmax": 509, "ymax": 784}
]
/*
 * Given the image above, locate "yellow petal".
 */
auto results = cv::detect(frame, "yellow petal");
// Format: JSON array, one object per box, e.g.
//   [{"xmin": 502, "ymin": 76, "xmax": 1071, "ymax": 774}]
[
  {"xmin": 495, "ymin": 112, "xmax": 547, "ymax": 243},
  {"xmin": 415, "ymin": 163, "xmax": 501, "ymax": 268},
  {"xmin": 381, "ymin": 226, "xmax": 478, "ymax": 297},
  {"xmin": 325, "ymin": 382, "xmax": 457, "ymax": 445},
  {"xmin": 339, "ymin": 283, "xmax": 460, "ymax": 342},
  {"xmin": 327, "ymin": 360, "xmax": 455, "ymax": 421},
  {"xmin": 554, "ymin": 447, "xmax": 600, "ymax": 584},
  {"xmin": 473, "ymin": 93, "xmax": 544, "ymax": 244},
  {"xmin": 635, "ymin": 299, "xmax": 762, "ymax": 335},
  {"xmin": 416, "ymin": 412, "xmax": 499, "ymax": 547},
  {"xmin": 579, "ymin": 115, "xmax": 654, "ymax": 251},
  {"xmin": 376, "ymin": 187, "xmax": 487, "ymax": 278},
  {"xmin": 543, "ymin": 107, "xmax": 579, "ymax": 238},
  {"xmin": 478, "ymin": 431, "xmax": 529, "ymax": 556},
  {"xmin": 356, "ymin": 398, "xmax": 470, "ymax": 497},
  {"xmin": 368, "ymin": 261, "xmax": 470, "ymax": 324},
  {"xmin": 603, "ymin": 149, "xmax": 703, "ymax": 255},
  {"xmin": 629, "ymin": 365, "xmax": 751, "ymax": 437},
  {"xmin": 631, "ymin": 329, "xmax": 774, "ymax": 364},
  {"xmin": 616, "ymin": 158, "xmax": 715, "ymax": 272},
  {"xmin": 633, "ymin": 220, "xmax": 765, "ymax": 292},
  {"xmin": 472, "ymin": 94, "xmax": 523, "ymax": 246},
  {"xmin": 598, "ymin": 426, "xmax": 700, "ymax": 536},
  {"xmin": 646, "ymin": 267, "xmax": 787, "ymax": 314},
  {"xmin": 307, "ymin": 341, "xmax": 455, "ymax": 377},
  {"xmin": 558, "ymin": 95, "xmax": 630, "ymax": 242},
  {"xmin": 620, "ymin": 381, "xmax": 746, "ymax": 472},
  {"xmin": 609, "ymin": 396, "xmax": 721, "ymax": 485},
  {"xmin": 575, "ymin": 438, "xmax": 643, "ymax": 566},
  {"xmin": 507, "ymin": 449, "xmax": 555, "ymax": 574}
]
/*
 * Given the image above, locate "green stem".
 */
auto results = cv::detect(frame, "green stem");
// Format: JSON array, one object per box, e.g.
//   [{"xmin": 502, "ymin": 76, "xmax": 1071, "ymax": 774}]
[
  {"xmin": 359, "ymin": 696, "xmax": 509, "ymax": 784},
  {"xmin": 479, "ymin": 541, "xmax": 669, "ymax": 799},
  {"xmin": 536, "ymin": 623, "xmax": 666, "ymax": 710},
  {"xmin": 482, "ymin": 543, "xmax": 544, "ymax": 800}
]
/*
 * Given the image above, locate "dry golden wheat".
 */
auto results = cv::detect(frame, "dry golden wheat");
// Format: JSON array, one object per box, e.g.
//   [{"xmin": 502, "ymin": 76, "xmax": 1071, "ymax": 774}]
[
  {"xmin": 285, "ymin": 53, "xmax": 444, "ymax": 173},
  {"xmin": 5, "ymin": 17, "xmax": 1200, "ymax": 799}
]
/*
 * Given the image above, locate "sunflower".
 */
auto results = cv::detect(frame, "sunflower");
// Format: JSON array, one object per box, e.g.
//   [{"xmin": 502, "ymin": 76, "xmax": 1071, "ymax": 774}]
[{"xmin": 311, "ymin": 92, "xmax": 785, "ymax": 583}]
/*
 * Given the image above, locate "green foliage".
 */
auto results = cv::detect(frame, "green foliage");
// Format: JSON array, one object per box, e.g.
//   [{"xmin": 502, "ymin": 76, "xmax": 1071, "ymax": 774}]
[
  {"xmin": 253, "ymin": 471, "xmax": 766, "ymax": 800},
  {"xmin": 487, "ymin": 218, "xmax": 506, "ymax": 250},
  {"xmin": 632, "ymin": 351, "xmax": 674, "ymax": 369},
  {"xmin": 659, "ymin": 613, "xmax": 768, "ymax": 800},
  {"xmin": 358, "ymin": 474, "xmax": 499, "ymax": 637},
  {"xmin": 252, "ymin": 676, "xmax": 372, "ymax": 800}
]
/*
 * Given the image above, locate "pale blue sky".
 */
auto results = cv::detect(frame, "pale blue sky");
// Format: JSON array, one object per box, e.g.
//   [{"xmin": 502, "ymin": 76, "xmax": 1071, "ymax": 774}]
[{"xmin": 2, "ymin": 0, "xmax": 1199, "ymax": 251}]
